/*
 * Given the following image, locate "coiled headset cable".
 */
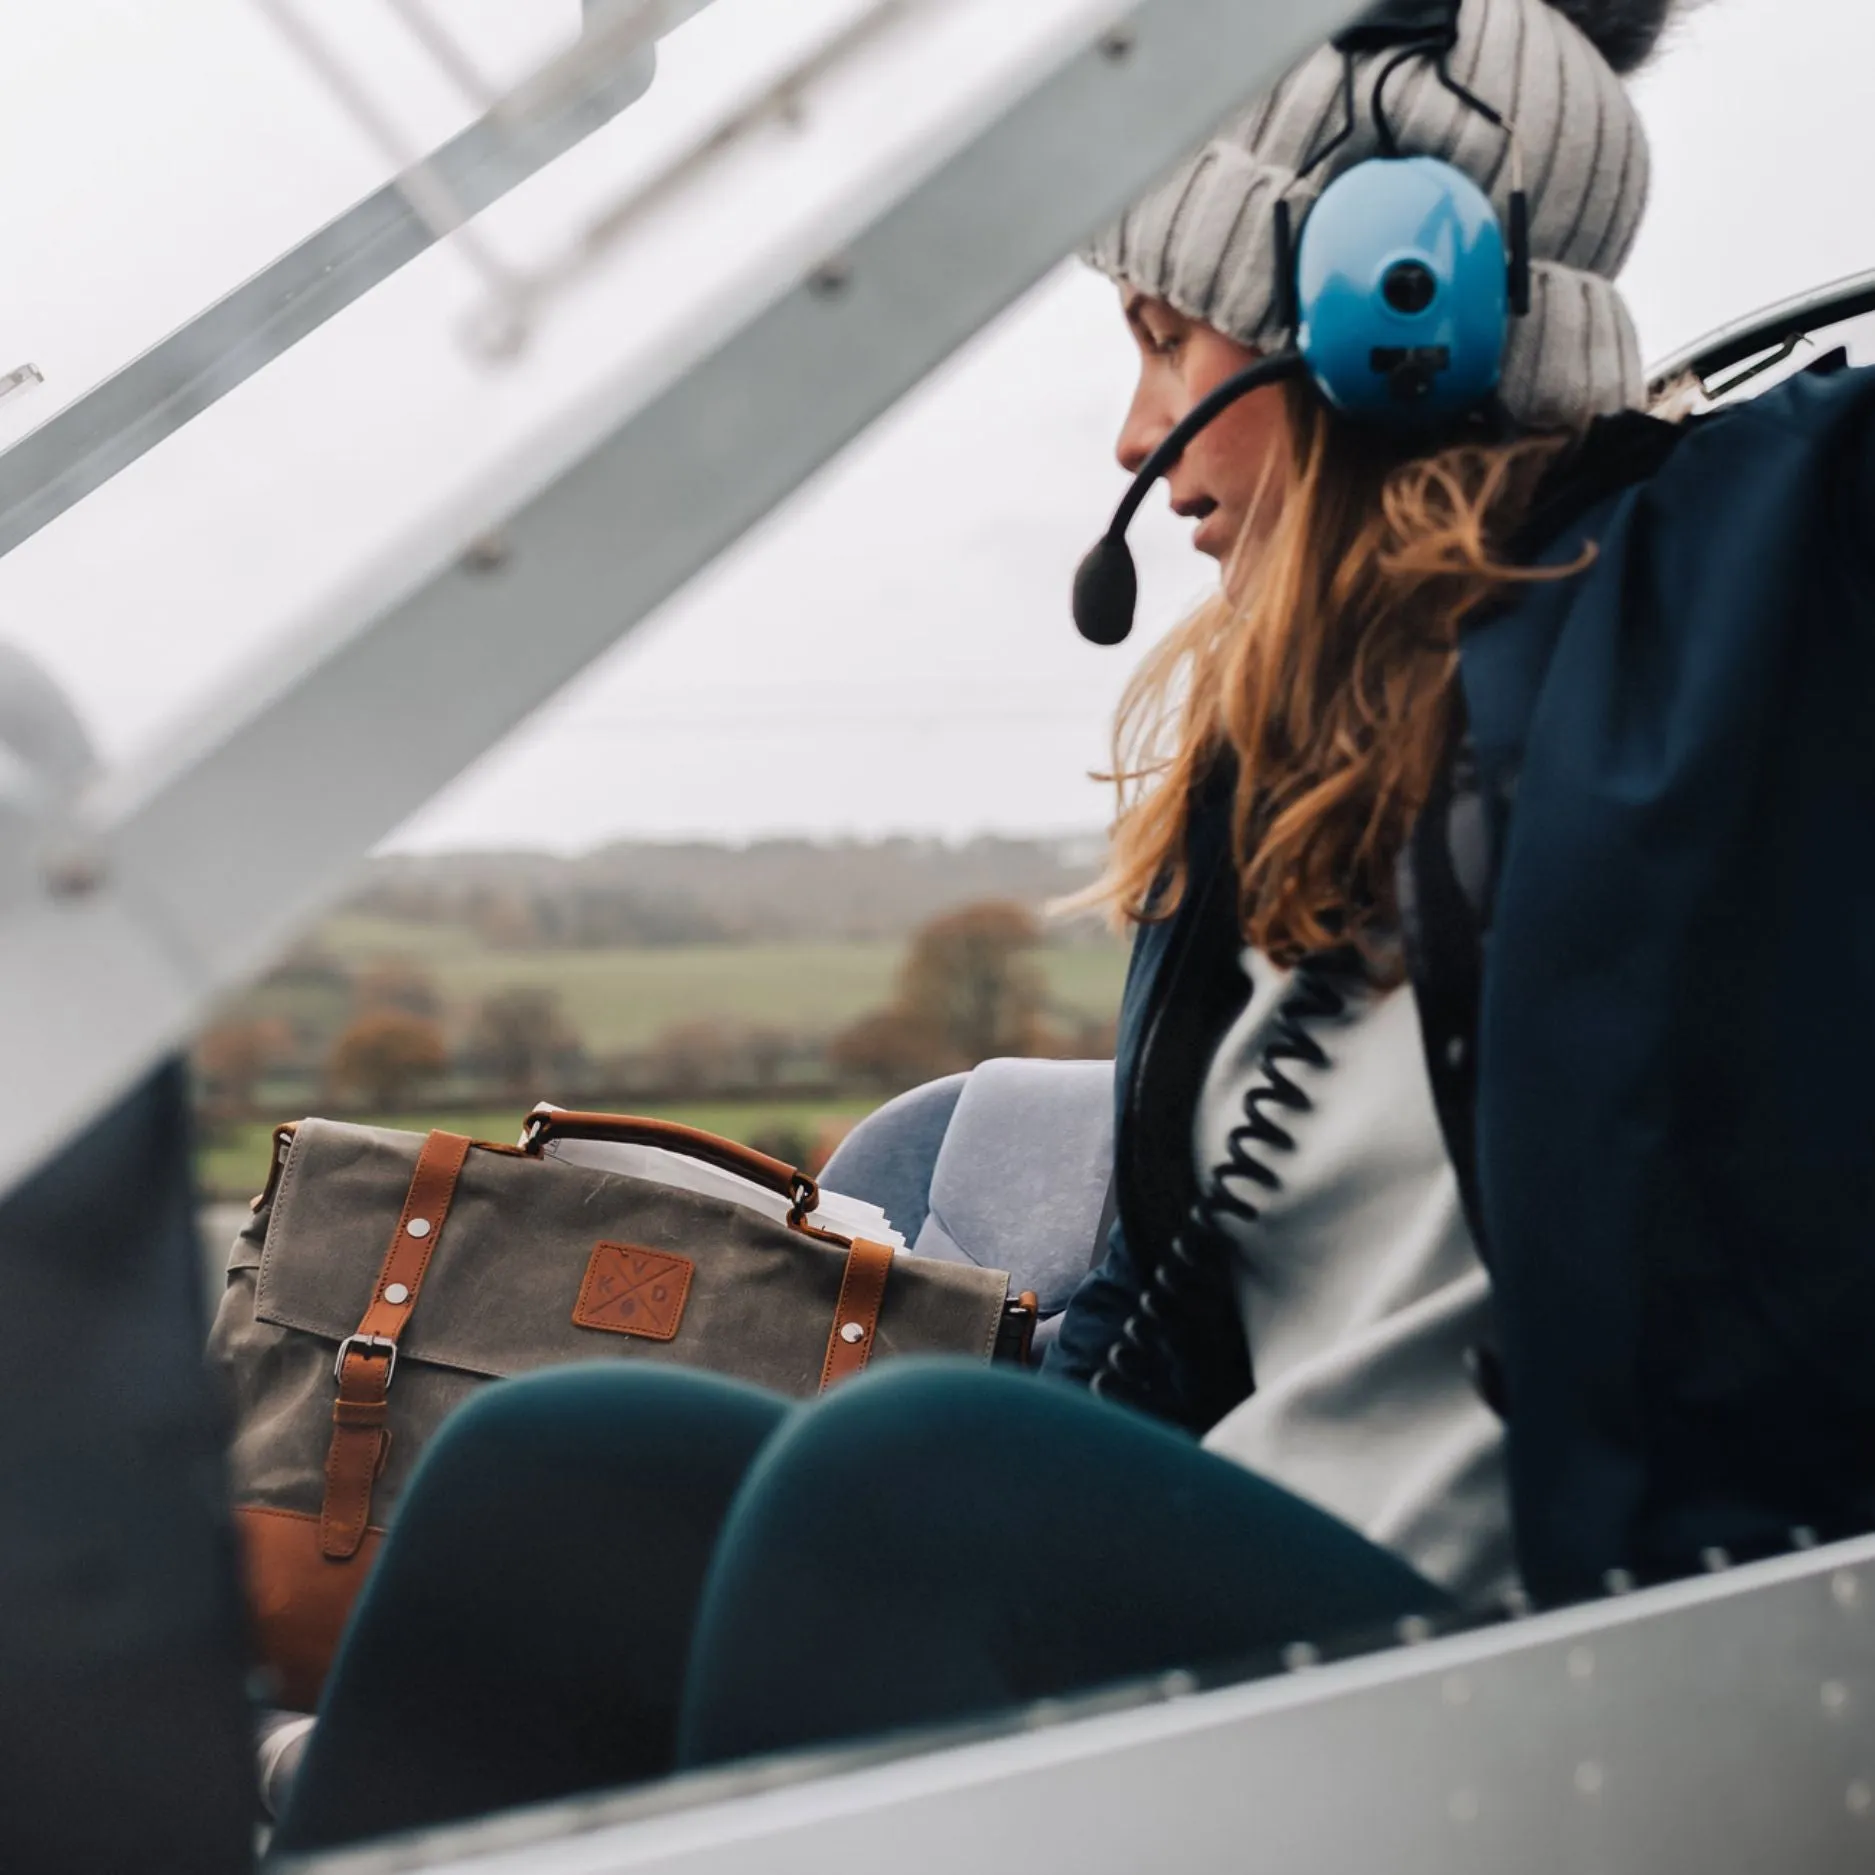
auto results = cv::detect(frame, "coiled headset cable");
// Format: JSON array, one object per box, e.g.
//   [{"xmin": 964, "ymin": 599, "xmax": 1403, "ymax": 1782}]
[{"xmin": 1091, "ymin": 960, "xmax": 1350, "ymax": 1412}]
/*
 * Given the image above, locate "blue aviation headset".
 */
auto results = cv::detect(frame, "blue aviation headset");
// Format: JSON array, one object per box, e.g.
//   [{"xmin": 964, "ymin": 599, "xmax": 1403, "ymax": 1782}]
[{"xmin": 1072, "ymin": 0, "xmax": 1530, "ymax": 645}]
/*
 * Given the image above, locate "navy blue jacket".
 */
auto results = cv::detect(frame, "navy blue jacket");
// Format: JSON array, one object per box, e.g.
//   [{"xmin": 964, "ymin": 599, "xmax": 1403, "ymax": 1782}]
[{"xmin": 1049, "ymin": 363, "xmax": 1875, "ymax": 1606}]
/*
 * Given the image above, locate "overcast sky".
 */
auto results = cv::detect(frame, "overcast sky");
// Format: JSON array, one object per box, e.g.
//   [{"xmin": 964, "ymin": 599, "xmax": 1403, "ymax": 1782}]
[{"xmin": 3, "ymin": 0, "xmax": 1871, "ymax": 852}]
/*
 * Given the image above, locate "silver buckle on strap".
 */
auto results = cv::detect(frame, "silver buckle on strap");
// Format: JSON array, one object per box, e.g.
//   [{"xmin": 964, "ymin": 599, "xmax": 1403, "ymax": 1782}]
[{"xmin": 333, "ymin": 1333, "xmax": 398, "ymax": 1387}]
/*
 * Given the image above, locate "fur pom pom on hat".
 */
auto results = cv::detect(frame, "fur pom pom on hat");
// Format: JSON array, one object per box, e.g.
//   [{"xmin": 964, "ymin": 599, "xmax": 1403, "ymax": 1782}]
[
  {"xmin": 1085, "ymin": 0, "xmax": 1693, "ymax": 429},
  {"xmin": 1547, "ymin": 0, "xmax": 1685, "ymax": 73}
]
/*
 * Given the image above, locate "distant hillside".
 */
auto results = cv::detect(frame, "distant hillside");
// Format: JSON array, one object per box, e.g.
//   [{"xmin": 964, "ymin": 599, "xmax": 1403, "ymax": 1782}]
[
  {"xmin": 197, "ymin": 835, "xmax": 1131, "ymax": 1184},
  {"xmin": 351, "ymin": 833, "xmax": 1111, "ymax": 947}
]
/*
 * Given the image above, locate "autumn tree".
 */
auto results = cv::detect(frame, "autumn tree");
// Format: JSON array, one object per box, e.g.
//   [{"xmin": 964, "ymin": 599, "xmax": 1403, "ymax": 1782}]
[
  {"xmin": 643, "ymin": 1018, "xmax": 742, "ymax": 1098},
  {"xmin": 329, "ymin": 1009, "xmax": 447, "ymax": 1111},
  {"xmin": 470, "ymin": 985, "xmax": 579, "ymax": 1098},
  {"xmin": 353, "ymin": 958, "xmax": 444, "ymax": 1020},
  {"xmin": 744, "ymin": 1123, "xmax": 815, "ymax": 1174},
  {"xmin": 828, "ymin": 900, "xmax": 1048, "ymax": 1090},
  {"xmin": 193, "ymin": 1016, "xmax": 294, "ymax": 1124},
  {"xmin": 896, "ymin": 900, "xmax": 1046, "ymax": 1065},
  {"xmin": 826, "ymin": 1006, "xmax": 953, "ymax": 1089},
  {"xmin": 743, "ymin": 1024, "xmax": 794, "ymax": 1090}
]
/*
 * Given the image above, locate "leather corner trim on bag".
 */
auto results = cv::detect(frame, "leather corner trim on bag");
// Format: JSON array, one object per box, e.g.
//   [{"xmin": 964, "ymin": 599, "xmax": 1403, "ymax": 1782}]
[
  {"xmin": 237, "ymin": 1506, "xmax": 386, "ymax": 1713},
  {"xmin": 819, "ymin": 1237, "xmax": 894, "ymax": 1391},
  {"xmin": 319, "ymin": 1130, "xmax": 472, "ymax": 1561},
  {"xmin": 573, "ymin": 1242, "xmax": 694, "ymax": 1341},
  {"xmin": 251, "ymin": 1122, "xmax": 299, "ymax": 1216}
]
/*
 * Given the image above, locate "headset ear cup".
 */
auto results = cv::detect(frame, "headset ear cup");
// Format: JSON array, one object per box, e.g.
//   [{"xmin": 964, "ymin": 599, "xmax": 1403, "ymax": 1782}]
[{"xmin": 1294, "ymin": 156, "xmax": 1508, "ymax": 422}]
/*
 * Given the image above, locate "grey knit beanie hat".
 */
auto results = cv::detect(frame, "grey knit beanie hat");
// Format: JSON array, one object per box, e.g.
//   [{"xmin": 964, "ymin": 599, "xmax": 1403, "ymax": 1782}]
[{"xmin": 1087, "ymin": 0, "xmax": 1688, "ymax": 429}]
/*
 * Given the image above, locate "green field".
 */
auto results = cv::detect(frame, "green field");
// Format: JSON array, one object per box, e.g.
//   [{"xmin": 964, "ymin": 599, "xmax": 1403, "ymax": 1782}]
[
  {"xmin": 198, "ymin": 1094, "xmax": 885, "ymax": 1203},
  {"xmin": 205, "ymin": 925, "xmax": 1131, "ymax": 1199},
  {"xmin": 304, "ymin": 919, "xmax": 1129, "ymax": 1053}
]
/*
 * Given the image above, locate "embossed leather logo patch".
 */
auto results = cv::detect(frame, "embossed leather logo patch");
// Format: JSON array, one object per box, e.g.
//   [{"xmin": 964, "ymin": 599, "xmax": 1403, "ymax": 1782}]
[{"xmin": 573, "ymin": 1243, "xmax": 693, "ymax": 1342}]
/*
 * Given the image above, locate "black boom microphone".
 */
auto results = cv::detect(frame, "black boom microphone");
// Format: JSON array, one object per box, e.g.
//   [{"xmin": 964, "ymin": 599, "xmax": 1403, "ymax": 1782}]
[{"xmin": 1072, "ymin": 351, "xmax": 1304, "ymax": 645}]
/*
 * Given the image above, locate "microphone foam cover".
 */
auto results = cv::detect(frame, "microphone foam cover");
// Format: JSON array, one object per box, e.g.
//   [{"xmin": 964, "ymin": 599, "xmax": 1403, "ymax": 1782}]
[{"xmin": 1072, "ymin": 534, "xmax": 1137, "ymax": 646}]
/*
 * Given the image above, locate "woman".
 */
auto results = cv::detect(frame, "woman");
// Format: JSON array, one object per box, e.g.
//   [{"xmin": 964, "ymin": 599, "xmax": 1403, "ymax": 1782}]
[{"xmin": 276, "ymin": 0, "xmax": 1875, "ymax": 1848}]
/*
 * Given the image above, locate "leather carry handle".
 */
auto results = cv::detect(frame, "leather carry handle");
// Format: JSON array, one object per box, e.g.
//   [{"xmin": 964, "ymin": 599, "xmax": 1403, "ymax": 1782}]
[{"xmin": 522, "ymin": 1106, "xmax": 820, "ymax": 1224}]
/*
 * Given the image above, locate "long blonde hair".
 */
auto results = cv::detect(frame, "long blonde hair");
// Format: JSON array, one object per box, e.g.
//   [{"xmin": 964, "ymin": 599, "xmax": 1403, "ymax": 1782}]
[{"xmin": 1078, "ymin": 383, "xmax": 1582, "ymax": 967}]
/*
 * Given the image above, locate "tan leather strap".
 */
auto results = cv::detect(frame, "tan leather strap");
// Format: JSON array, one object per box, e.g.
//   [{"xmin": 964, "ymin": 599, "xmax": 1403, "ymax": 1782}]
[
  {"xmin": 319, "ymin": 1131, "xmax": 472, "ymax": 1560},
  {"xmin": 818, "ymin": 1237, "xmax": 894, "ymax": 1391}
]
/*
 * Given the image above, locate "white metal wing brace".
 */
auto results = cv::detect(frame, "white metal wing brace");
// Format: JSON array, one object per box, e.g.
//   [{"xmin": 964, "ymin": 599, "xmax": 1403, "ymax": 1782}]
[
  {"xmin": 284, "ymin": 1532, "xmax": 1875, "ymax": 1875},
  {"xmin": 0, "ymin": 6, "xmax": 694, "ymax": 562},
  {"xmin": 0, "ymin": 0, "xmax": 1357, "ymax": 1204}
]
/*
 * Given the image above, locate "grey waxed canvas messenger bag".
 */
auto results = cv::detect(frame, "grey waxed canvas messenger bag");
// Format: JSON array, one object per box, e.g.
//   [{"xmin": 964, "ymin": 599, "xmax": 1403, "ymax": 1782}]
[{"xmin": 210, "ymin": 1106, "xmax": 1035, "ymax": 1711}]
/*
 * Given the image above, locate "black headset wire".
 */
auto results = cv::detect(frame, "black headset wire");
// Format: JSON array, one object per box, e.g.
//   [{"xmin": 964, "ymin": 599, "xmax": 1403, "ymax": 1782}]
[
  {"xmin": 1431, "ymin": 54, "xmax": 1530, "ymax": 315},
  {"xmin": 1108, "ymin": 351, "xmax": 1305, "ymax": 541},
  {"xmin": 1371, "ymin": 45, "xmax": 1428, "ymax": 155},
  {"xmin": 1072, "ymin": 351, "xmax": 1305, "ymax": 645},
  {"xmin": 1299, "ymin": 51, "xmax": 1363, "ymax": 183},
  {"xmin": 1091, "ymin": 960, "xmax": 1352, "ymax": 1412}
]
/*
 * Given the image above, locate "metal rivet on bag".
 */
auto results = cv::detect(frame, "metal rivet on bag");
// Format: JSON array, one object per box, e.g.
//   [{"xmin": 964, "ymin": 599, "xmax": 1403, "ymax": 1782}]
[
  {"xmin": 839, "ymin": 1321, "xmax": 866, "ymax": 1344},
  {"xmin": 384, "ymin": 1283, "xmax": 410, "ymax": 1306},
  {"xmin": 406, "ymin": 1218, "xmax": 432, "ymax": 1239}
]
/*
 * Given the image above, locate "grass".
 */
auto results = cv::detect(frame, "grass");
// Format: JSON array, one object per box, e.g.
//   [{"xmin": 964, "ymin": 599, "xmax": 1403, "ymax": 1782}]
[
  {"xmin": 205, "ymin": 922, "xmax": 1132, "ymax": 1199},
  {"xmin": 197, "ymin": 1095, "xmax": 885, "ymax": 1203},
  {"xmin": 302, "ymin": 921, "xmax": 1129, "ymax": 1054},
  {"xmin": 316, "ymin": 922, "xmax": 906, "ymax": 1052}
]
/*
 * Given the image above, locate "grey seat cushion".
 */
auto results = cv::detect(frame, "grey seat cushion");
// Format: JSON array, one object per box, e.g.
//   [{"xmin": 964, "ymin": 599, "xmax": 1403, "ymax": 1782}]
[
  {"xmin": 819, "ymin": 1073, "xmax": 967, "ymax": 1250},
  {"xmin": 822, "ymin": 1059, "xmax": 1114, "ymax": 1319}
]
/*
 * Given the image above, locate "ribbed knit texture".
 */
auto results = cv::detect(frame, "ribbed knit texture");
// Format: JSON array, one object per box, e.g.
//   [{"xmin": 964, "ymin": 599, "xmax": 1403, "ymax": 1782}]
[{"xmin": 1085, "ymin": 0, "xmax": 1660, "ymax": 429}]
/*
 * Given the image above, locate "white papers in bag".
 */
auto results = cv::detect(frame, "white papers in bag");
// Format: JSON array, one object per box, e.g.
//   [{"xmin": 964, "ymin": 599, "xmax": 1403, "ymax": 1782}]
[{"xmin": 535, "ymin": 1127, "xmax": 906, "ymax": 1253}]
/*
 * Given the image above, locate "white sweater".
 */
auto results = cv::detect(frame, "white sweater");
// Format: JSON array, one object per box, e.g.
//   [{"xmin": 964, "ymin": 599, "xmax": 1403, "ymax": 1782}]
[{"xmin": 1192, "ymin": 951, "xmax": 1516, "ymax": 1604}]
